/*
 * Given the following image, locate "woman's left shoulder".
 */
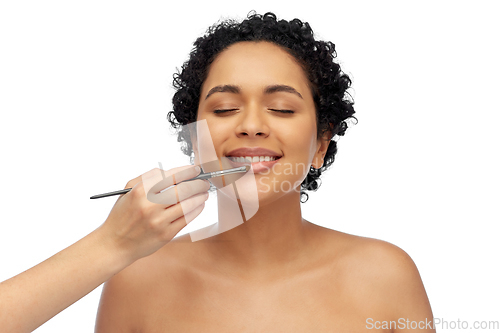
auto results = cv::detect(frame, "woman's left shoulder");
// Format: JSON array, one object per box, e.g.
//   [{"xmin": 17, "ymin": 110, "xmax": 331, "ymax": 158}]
[
  {"xmin": 325, "ymin": 230, "xmax": 434, "ymax": 322},
  {"xmin": 331, "ymin": 231, "xmax": 422, "ymax": 286}
]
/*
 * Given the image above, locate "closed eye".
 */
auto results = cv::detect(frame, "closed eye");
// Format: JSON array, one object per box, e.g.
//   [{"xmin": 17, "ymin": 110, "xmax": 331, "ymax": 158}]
[
  {"xmin": 213, "ymin": 108, "xmax": 294, "ymax": 114},
  {"xmin": 214, "ymin": 108, "xmax": 238, "ymax": 114},
  {"xmin": 269, "ymin": 109, "xmax": 294, "ymax": 114}
]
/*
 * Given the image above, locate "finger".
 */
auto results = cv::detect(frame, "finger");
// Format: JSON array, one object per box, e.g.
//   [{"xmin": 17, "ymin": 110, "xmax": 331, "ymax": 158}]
[
  {"xmin": 124, "ymin": 165, "xmax": 198, "ymax": 193},
  {"xmin": 170, "ymin": 201, "xmax": 206, "ymax": 231},
  {"xmin": 174, "ymin": 179, "xmax": 211, "ymax": 204},
  {"xmin": 144, "ymin": 165, "xmax": 201, "ymax": 196},
  {"xmin": 164, "ymin": 190, "xmax": 209, "ymax": 222},
  {"xmin": 148, "ymin": 179, "xmax": 210, "ymax": 206},
  {"xmin": 142, "ymin": 166, "xmax": 202, "ymax": 205}
]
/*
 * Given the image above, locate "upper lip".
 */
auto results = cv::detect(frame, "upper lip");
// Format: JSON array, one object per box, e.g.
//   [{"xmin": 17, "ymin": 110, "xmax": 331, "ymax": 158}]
[{"xmin": 225, "ymin": 147, "xmax": 282, "ymax": 157}]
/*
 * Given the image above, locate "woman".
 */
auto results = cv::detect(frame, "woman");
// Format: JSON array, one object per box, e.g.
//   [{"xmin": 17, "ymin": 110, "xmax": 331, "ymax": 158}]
[{"xmin": 96, "ymin": 12, "xmax": 435, "ymax": 332}]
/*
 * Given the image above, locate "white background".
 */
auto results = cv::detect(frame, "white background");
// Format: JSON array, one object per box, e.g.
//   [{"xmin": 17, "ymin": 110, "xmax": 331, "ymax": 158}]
[{"xmin": 1, "ymin": 1, "xmax": 498, "ymax": 332}]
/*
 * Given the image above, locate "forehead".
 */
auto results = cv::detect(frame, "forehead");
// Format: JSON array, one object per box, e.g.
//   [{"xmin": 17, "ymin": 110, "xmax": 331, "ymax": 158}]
[{"xmin": 201, "ymin": 41, "xmax": 312, "ymax": 97}]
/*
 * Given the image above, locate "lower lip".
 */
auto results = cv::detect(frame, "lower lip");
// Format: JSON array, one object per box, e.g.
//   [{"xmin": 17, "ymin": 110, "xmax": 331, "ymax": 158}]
[{"xmin": 226, "ymin": 157, "xmax": 281, "ymax": 174}]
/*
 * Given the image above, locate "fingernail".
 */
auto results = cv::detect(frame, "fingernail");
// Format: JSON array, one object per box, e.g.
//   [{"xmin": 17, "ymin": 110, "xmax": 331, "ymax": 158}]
[{"xmin": 194, "ymin": 165, "xmax": 201, "ymax": 174}]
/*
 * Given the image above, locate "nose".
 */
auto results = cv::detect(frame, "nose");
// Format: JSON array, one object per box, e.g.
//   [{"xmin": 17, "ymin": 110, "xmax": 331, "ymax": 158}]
[{"xmin": 235, "ymin": 105, "xmax": 270, "ymax": 138}]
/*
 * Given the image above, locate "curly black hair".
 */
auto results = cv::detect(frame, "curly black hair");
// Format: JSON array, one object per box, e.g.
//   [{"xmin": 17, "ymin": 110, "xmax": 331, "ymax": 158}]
[{"xmin": 167, "ymin": 11, "xmax": 356, "ymax": 202}]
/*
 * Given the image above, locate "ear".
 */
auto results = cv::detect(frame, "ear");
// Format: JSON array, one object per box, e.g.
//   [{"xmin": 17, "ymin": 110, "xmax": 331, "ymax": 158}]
[{"xmin": 311, "ymin": 129, "xmax": 332, "ymax": 169}]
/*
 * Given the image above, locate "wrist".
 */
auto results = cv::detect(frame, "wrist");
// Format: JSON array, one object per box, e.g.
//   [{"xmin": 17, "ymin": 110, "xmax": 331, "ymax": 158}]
[{"xmin": 89, "ymin": 226, "xmax": 138, "ymax": 276}]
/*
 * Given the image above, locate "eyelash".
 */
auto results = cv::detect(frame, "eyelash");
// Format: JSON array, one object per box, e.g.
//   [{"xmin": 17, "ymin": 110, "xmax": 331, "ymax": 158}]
[
  {"xmin": 213, "ymin": 109, "xmax": 294, "ymax": 114},
  {"xmin": 270, "ymin": 109, "xmax": 294, "ymax": 114},
  {"xmin": 213, "ymin": 108, "xmax": 238, "ymax": 114}
]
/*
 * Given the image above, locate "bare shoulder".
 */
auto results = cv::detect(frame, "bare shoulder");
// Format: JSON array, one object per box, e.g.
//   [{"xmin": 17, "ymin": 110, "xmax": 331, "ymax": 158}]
[
  {"xmin": 336, "ymin": 231, "xmax": 420, "ymax": 281},
  {"xmin": 317, "ymin": 227, "xmax": 434, "ymax": 329},
  {"xmin": 95, "ymin": 234, "xmax": 195, "ymax": 332},
  {"xmin": 309, "ymin": 224, "xmax": 417, "ymax": 273}
]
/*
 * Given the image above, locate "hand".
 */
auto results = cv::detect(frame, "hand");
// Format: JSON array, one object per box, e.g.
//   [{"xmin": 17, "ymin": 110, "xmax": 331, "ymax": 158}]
[
  {"xmin": 98, "ymin": 165, "xmax": 210, "ymax": 262},
  {"xmin": 0, "ymin": 165, "xmax": 209, "ymax": 333}
]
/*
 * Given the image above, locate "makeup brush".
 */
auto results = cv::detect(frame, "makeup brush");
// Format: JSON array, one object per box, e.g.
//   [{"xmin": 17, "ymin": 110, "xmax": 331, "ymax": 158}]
[{"xmin": 90, "ymin": 165, "xmax": 250, "ymax": 199}]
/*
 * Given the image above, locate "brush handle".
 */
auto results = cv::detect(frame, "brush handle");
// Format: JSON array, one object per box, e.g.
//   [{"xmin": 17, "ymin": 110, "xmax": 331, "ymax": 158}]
[
  {"xmin": 90, "ymin": 188, "xmax": 131, "ymax": 199},
  {"xmin": 190, "ymin": 166, "xmax": 247, "ymax": 180},
  {"xmin": 90, "ymin": 166, "xmax": 248, "ymax": 199}
]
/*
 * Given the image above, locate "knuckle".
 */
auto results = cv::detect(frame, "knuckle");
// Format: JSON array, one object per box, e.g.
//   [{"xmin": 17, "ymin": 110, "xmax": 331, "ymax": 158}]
[
  {"xmin": 129, "ymin": 183, "xmax": 144, "ymax": 198},
  {"xmin": 148, "ymin": 216, "xmax": 163, "ymax": 231},
  {"xmin": 142, "ymin": 168, "xmax": 161, "ymax": 181},
  {"xmin": 126, "ymin": 179, "xmax": 139, "ymax": 189},
  {"xmin": 125, "ymin": 179, "xmax": 134, "ymax": 188},
  {"xmin": 138, "ymin": 204, "xmax": 156, "ymax": 224},
  {"xmin": 148, "ymin": 167, "xmax": 161, "ymax": 175},
  {"xmin": 135, "ymin": 199, "xmax": 149, "ymax": 215}
]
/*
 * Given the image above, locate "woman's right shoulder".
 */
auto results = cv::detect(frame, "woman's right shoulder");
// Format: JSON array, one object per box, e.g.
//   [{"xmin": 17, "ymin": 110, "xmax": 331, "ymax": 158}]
[{"xmin": 95, "ymin": 234, "xmax": 193, "ymax": 332}]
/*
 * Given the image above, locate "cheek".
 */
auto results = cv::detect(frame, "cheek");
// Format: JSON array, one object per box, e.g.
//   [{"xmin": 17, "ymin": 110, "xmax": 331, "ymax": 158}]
[
  {"xmin": 289, "ymin": 123, "xmax": 317, "ymax": 157},
  {"xmin": 204, "ymin": 119, "xmax": 228, "ymax": 149},
  {"xmin": 283, "ymin": 126, "xmax": 317, "ymax": 177},
  {"xmin": 191, "ymin": 118, "xmax": 222, "ymax": 164}
]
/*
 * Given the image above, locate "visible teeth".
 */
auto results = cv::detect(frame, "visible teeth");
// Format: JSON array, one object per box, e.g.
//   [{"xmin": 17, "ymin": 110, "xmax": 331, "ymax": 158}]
[{"xmin": 227, "ymin": 156, "xmax": 279, "ymax": 162}]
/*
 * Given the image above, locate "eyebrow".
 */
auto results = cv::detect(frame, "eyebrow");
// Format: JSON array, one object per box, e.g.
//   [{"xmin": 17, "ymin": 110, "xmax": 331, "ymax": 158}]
[
  {"xmin": 264, "ymin": 84, "xmax": 303, "ymax": 99},
  {"xmin": 205, "ymin": 85, "xmax": 240, "ymax": 100},
  {"xmin": 204, "ymin": 84, "xmax": 303, "ymax": 100}
]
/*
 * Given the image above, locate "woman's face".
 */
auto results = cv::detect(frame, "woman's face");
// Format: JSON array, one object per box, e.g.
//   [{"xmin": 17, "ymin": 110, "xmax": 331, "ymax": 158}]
[{"xmin": 196, "ymin": 41, "xmax": 330, "ymax": 203}]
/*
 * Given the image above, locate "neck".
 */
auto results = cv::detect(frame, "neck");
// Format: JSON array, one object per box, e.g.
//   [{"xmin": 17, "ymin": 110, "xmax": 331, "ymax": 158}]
[{"xmin": 201, "ymin": 187, "xmax": 314, "ymax": 278}]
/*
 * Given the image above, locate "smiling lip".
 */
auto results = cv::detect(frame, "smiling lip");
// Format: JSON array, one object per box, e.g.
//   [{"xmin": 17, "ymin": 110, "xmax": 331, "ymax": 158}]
[
  {"xmin": 225, "ymin": 147, "xmax": 282, "ymax": 158},
  {"xmin": 225, "ymin": 157, "xmax": 281, "ymax": 174},
  {"xmin": 225, "ymin": 147, "xmax": 282, "ymax": 173}
]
